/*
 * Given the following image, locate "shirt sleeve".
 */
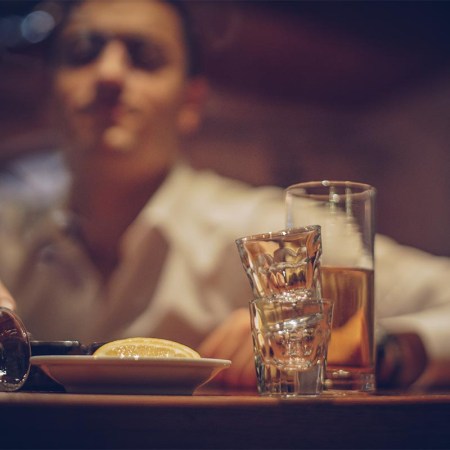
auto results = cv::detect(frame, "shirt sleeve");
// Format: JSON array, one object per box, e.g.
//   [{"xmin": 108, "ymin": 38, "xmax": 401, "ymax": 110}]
[{"xmin": 375, "ymin": 234, "xmax": 450, "ymax": 359}]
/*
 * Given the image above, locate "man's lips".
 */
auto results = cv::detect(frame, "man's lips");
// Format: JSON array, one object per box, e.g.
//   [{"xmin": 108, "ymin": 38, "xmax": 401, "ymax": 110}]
[{"xmin": 78, "ymin": 101, "xmax": 135, "ymax": 123}]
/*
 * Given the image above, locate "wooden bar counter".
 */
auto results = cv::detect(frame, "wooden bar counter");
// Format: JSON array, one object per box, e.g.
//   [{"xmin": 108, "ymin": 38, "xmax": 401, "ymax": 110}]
[{"xmin": 1, "ymin": 388, "xmax": 450, "ymax": 449}]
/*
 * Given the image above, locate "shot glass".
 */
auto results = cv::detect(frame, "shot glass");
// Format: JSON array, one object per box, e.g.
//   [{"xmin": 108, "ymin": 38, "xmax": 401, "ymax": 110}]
[
  {"xmin": 286, "ymin": 181, "xmax": 376, "ymax": 393},
  {"xmin": 236, "ymin": 226, "xmax": 333, "ymax": 396},
  {"xmin": 250, "ymin": 296, "xmax": 333, "ymax": 396},
  {"xmin": 235, "ymin": 226, "xmax": 322, "ymax": 299}
]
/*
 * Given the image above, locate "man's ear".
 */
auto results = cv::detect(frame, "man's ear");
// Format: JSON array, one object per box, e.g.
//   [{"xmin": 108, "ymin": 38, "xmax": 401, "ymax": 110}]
[{"xmin": 178, "ymin": 76, "xmax": 209, "ymax": 135}]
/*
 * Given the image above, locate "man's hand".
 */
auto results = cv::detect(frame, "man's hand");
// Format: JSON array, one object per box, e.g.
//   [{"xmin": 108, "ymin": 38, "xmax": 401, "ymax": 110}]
[
  {"xmin": 0, "ymin": 282, "xmax": 16, "ymax": 311},
  {"xmin": 197, "ymin": 308, "xmax": 256, "ymax": 388},
  {"xmin": 376, "ymin": 332, "xmax": 428, "ymax": 389}
]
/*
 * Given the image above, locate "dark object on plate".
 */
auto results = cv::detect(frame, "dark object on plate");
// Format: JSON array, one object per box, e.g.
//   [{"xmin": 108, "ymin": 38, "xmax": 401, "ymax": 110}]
[
  {"xmin": 30, "ymin": 340, "xmax": 85, "ymax": 356},
  {"xmin": 22, "ymin": 340, "xmax": 85, "ymax": 392},
  {"xmin": 84, "ymin": 342, "xmax": 106, "ymax": 355}
]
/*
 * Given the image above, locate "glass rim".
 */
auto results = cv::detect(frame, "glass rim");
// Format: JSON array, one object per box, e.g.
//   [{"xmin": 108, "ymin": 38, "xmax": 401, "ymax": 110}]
[
  {"xmin": 286, "ymin": 180, "xmax": 376, "ymax": 197},
  {"xmin": 235, "ymin": 225, "xmax": 321, "ymax": 245},
  {"xmin": 0, "ymin": 306, "xmax": 29, "ymax": 338},
  {"xmin": 250, "ymin": 296, "xmax": 333, "ymax": 305}
]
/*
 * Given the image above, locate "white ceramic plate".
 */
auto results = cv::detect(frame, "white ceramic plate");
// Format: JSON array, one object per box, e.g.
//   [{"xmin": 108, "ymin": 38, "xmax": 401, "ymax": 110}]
[{"xmin": 31, "ymin": 355, "xmax": 231, "ymax": 395}]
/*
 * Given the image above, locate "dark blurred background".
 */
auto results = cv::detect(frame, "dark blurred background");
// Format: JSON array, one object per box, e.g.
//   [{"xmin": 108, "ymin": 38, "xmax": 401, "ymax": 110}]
[{"xmin": 1, "ymin": 1, "xmax": 450, "ymax": 256}]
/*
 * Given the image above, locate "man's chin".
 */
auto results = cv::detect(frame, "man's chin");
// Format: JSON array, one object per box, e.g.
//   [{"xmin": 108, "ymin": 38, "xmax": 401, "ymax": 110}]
[{"xmin": 100, "ymin": 127, "xmax": 135, "ymax": 153}]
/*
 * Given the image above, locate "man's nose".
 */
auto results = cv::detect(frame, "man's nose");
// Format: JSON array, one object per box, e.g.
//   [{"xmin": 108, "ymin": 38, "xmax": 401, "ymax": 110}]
[{"xmin": 95, "ymin": 40, "xmax": 130, "ymax": 88}]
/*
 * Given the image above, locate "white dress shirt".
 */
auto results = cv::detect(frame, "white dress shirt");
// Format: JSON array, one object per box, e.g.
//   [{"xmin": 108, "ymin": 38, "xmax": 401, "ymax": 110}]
[
  {"xmin": 1, "ymin": 163, "xmax": 284, "ymax": 347},
  {"xmin": 0, "ymin": 162, "xmax": 449, "ymax": 360}
]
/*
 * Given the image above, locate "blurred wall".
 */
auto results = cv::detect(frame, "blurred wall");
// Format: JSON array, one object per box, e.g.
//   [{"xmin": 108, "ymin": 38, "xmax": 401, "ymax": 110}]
[{"xmin": 1, "ymin": 1, "xmax": 449, "ymax": 256}]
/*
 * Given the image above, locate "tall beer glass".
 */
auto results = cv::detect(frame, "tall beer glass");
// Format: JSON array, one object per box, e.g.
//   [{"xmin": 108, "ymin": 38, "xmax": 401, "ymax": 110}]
[{"xmin": 286, "ymin": 181, "xmax": 376, "ymax": 392}]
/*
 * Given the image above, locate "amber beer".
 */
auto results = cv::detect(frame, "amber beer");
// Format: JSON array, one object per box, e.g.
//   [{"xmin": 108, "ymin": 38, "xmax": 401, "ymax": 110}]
[
  {"xmin": 285, "ymin": 180, "xmax": 376, "ymax": 392},
  {"xmin": 321, "ymin": 266, "xmax": 375, "ymax": 391}
]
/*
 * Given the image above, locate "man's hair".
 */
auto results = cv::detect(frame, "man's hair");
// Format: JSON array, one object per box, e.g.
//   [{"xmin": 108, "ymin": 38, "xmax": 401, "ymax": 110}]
[
  {"xmin": 48, "ymin": 0, "xmax": 202, "ymax": 77},
  {"xmin": 167, "ymin": 0, "xmax": 202, "ymax": 77}
]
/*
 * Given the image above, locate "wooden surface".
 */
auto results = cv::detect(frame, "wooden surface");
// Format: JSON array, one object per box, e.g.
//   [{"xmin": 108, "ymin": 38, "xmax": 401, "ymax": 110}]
[{"xmin": 1, "ymin": 389, "xmax": 450, "ymax": 449}]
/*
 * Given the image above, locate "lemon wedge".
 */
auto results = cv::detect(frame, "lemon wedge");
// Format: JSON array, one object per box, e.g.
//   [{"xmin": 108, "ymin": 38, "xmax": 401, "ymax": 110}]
[{"xmin": 93, "ymin": 337, "xmax": 200, "ymax": 359}]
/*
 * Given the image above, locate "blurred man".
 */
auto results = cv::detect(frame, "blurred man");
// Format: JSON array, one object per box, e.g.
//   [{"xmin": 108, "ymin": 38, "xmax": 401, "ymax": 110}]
[
  {"xmin": 0, "ymin": 0, "xmax": 449, "ymax": 389},
  {"xmin": 1, "ymin": 0, "xmax": 284, "ymax": 387}
]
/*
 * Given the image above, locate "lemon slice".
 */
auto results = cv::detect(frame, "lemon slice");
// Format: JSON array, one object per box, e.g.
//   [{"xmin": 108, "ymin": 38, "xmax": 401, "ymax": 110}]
[{"xmin": 93, "ymin": 337, "xmax": 200, "ymax": 359}]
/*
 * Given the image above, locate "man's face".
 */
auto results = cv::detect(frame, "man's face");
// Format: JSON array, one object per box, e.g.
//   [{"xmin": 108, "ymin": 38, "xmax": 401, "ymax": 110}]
[{"xmin": 53, "ymin": 0, "xmax": 200, "ymax": 177}]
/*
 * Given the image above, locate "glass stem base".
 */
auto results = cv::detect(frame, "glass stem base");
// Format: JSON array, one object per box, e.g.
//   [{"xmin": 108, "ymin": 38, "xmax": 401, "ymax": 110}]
[{"xmin": 325, "ymin": 369, "xmax": 375, "ymax": 393}]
